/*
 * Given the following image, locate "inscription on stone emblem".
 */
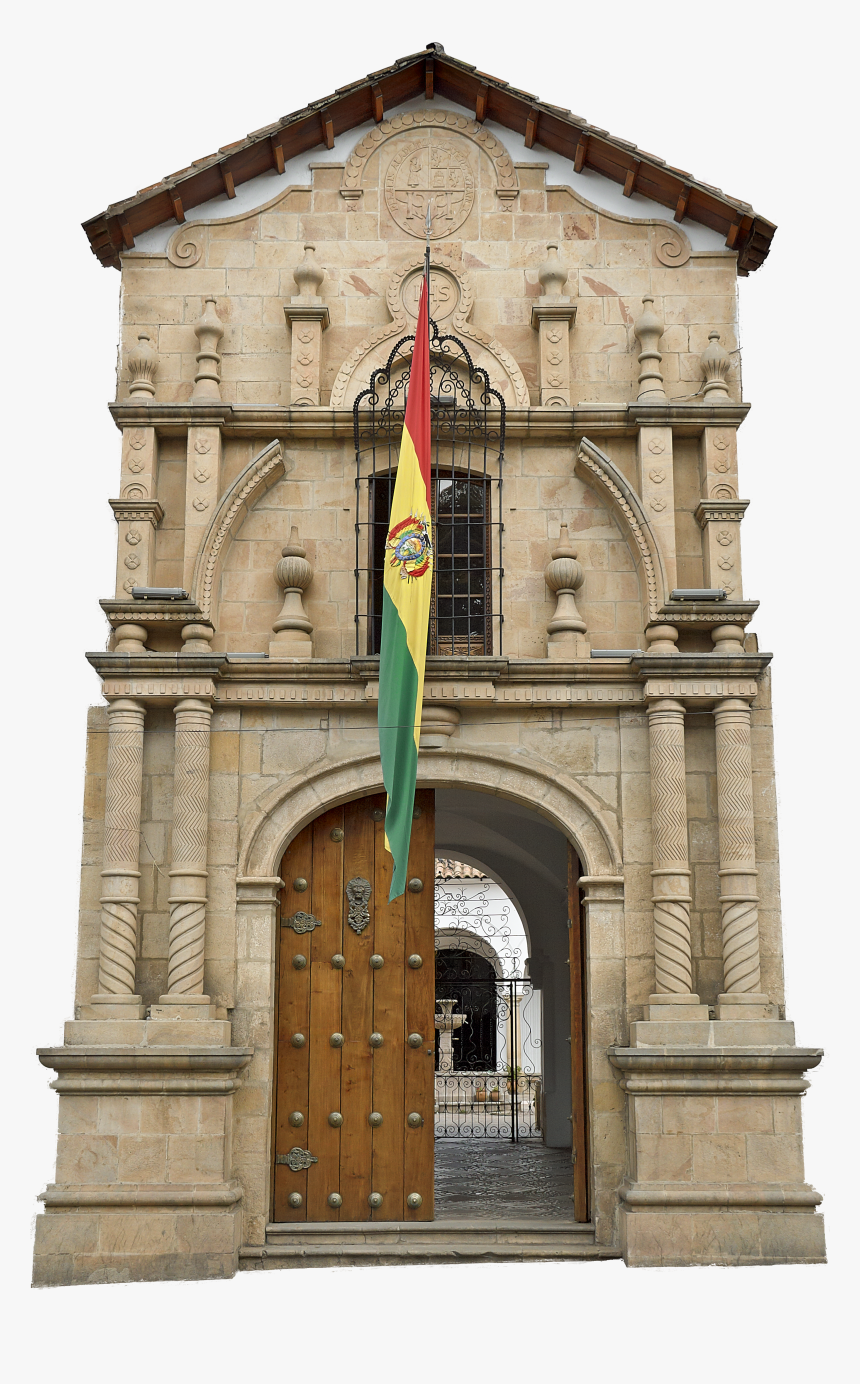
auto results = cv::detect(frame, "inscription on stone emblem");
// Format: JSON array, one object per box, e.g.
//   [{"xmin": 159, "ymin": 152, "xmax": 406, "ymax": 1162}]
[{"xmin": 385, "ymin": 135, "xmax": 475, "ymax": 238}]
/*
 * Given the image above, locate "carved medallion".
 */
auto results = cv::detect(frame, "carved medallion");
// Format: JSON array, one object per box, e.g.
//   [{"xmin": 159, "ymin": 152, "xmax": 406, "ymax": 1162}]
[
  {"xmin": 193, "ymin": 496, "xmax": 209, "ymax": 511},
  {"xmin": 276, "ymin": 1147, "xmax": 318, "ymax": 1171},
  {"xmin": 717, "ymin": 529, "xmax": 734, "ymax": 546},
  {"xmin": 346, "ymin": 877, "xmax": 373, "ymax": 934},
  {"xmin": 125, "ymin": 529, "xmax": 141, "ymax": 546},
  {"xmin": 124, "ymin": 553, "xmax": 140, "ymax": 569},
  {"xmin": 713, "ymin": 432, "xmax": 730, "ymax": 450},
  {"xmin": 128, "ymin": 428, "xmax": 146, "ymax": 450},
  {"xmin": 193, "ymin": 466, "xmax": 211, "ymax": 483},
  {"xmin": 284, "ymin": 910, "xmax": 323, "ymax": 934},
  {"xmin": 127, "ymin": 457, "xmax": 145, "ymax": 474},
  {"xmin": 384, "ymin": 134, "xmax": 475, "ymax": 239},
  {"xmin": 714, "ymin": 458, "xmax": 730, "ymax": 473},
  {"xmin": 648, "ymin": 437, "xmax": 666, "ymax": 455},
  {"xmin": 194, "ymin": 436, "xmax": 212, "ymax": 454},
  {"xmin": 649, "ymin": 467, "xmax": 666, "ymax": 484}
]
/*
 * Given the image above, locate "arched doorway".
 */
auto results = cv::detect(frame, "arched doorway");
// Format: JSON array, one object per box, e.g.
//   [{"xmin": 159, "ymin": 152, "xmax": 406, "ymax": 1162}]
[{"xmin": 434, "ymin": 947, "xmax": 498, "ymax": 1071}]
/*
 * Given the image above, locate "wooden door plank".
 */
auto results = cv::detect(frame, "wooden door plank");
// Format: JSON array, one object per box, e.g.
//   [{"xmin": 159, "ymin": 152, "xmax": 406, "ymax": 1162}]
[
  {"xmin": 306, "ymin": 806, "xmax": 345, "ymax": 1221},
  {"xmin": 273, "ymin": 824, "xmax": 314, "ymax": 1222},
  {"xmin": 568, "ymin": 845, "xmax": 589, "ymax": 1222},
  {"xmin": 403, "ymin": 790, "xmax": 435, "ymax": 1220},
  {"xmin": 370, "ymin": 794, "xmax": 405, "ymax": 1219},
  {"xmin": 338, "ymin": 797, "xmax": 376, "ymax": 1219}
]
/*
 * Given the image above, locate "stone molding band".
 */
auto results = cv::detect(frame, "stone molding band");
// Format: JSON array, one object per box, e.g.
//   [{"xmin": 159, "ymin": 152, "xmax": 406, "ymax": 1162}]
[{"xmin": 40, "ymin": 1181, "xmax": 244, "ymax": 1208}]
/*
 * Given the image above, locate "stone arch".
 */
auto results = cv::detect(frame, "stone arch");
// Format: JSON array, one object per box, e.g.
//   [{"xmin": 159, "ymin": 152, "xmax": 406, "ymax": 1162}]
[
  {"xmin": 576, "ymin": 436, "xmax": 669, "ymax": 619},
  {"xmin": 434, "ymin": 929, "xmax": 505, "ymax": 980},
  {"xmin": 191, "ymin": 440, "xmax": 288, "ymax": 619},
  {"xmin": 329, "ymin": 255, "xmax": 529, "ymax": 408},
  {"xmin": 237, "ymin": 744, "xmax": 621, "ymax": 881}
]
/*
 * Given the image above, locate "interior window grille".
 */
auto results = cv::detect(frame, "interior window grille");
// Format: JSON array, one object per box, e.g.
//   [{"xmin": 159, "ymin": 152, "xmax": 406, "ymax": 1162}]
[{"xmin": 354, "ymin": 322, "xmax": 505, "ymax": 657}]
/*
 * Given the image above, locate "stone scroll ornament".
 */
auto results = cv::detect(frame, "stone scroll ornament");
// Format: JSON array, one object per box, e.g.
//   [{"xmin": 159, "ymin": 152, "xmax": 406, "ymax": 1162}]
[
  {"xmin": 346, "ymin": 877, "xmax": 373, "ymax": 934},
  {"xmin": 283, "ymin": 911, "xmax": 323, "ymax": 934}
]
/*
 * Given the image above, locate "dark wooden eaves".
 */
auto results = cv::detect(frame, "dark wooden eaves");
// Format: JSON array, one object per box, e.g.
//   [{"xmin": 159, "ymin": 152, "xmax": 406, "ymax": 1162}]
[{"xmin": 83, "ymin": 42, "xmax": 775, "ymax": 274}]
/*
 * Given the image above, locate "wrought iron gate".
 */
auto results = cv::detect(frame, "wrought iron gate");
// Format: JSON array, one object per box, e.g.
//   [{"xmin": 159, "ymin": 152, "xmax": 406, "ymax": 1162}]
[
  {"xmin": 353, "ymin": 316, "xmax": 505, "ymax": 657},
  {"xmin": 433, "ymin": 975, "xmax": 541, "ymax": 1142}
]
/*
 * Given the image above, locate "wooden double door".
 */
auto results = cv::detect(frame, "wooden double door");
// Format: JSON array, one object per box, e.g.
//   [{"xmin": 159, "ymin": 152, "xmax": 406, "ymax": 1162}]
[{"xmin": 273, "ymin": 791, "xmax": 435, "ymax": 1223}]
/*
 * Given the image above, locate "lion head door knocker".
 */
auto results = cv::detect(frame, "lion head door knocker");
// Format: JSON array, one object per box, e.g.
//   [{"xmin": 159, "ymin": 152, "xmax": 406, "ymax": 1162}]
[{"xmin": 346, "ymin": 877, "xmax": 373, "ymax": 934}]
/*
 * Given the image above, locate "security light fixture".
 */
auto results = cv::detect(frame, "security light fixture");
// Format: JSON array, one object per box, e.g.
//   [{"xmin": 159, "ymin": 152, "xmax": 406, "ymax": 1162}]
[
  {"xmin": 669, "ymin": 588, "xmax": 726, "ymax": 601},
  {"xmin": 131, "ymin": 587, "xmax": 189, "ymax": 600}
]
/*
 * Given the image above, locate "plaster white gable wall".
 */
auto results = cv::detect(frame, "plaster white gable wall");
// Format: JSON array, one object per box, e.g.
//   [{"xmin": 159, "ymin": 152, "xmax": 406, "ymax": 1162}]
[{"xmin": 132, "ymin": 95, "xmax": 726, "ymax": 254}]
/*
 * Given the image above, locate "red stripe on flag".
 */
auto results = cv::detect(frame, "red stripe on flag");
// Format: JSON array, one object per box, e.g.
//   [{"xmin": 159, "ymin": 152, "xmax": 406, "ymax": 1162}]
[{"xmin": 404, "ymin": 276, "xmax": 431, "ymax": 499}]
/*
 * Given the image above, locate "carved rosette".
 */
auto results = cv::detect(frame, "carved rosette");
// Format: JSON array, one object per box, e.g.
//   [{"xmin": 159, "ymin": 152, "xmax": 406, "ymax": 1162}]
[
  {"xmin": 92, "ymin": 700, "xmax": 146, "ymax": 1007},
  {"xmin": 714, "ymin": 698, "xmax": 763, "ymax": 995},
  {"xmin": 647, "ymin": 699, "xmax": 694, "ymax": 996},
  {"xmin": 164, "ymin": 698, "xmax": 212, "ymax": 999}
]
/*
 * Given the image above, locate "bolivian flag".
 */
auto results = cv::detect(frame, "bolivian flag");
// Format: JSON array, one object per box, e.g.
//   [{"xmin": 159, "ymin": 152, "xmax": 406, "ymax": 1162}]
[{"xmin": 378, "ymin": 273, "xmax": 433, "ymax": 901}]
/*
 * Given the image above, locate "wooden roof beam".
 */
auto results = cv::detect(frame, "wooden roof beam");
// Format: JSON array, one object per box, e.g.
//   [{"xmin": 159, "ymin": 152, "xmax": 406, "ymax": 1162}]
[
  {"xmin": 425, "ymin": 57, "xmax": 434, "ymax": 99},
  {"xmin": 221, "ymin": 165, "xmax": 236, "ymax": 199},
  {"xmin": 623, "ymin": 159, "xmax": 641, "ymax": 198},
  {"xmin": 320, "ymin": 114, "xmax": 335, "ymax": 149},
  {"xmin": 118, "ymin": 215, "xmax": 134, "ymax": 250},
  {"xmin": 573, "ymin": 132, "xmax": 589, "ymax": 173},
  {"xmin": 271, "ymin": 137, "xmax": 285, "ymax": 175},
  {"xmin": 674, "ymin": 184, "xmax": 691, "ymax": 223},
  {"xmin": 475, "ymin": 83, "xmax": 488, "ymax": 124},
  {"xmin": 372, "ymin": 84, "xmax": 384, "ymax": 123},
  {"xmin": 169, "ymin": 190, "xmax": 184, "ymax": 224},
  {"xmin": 524, "ymin": 108, "xmax": 539, "ymax": 149}
]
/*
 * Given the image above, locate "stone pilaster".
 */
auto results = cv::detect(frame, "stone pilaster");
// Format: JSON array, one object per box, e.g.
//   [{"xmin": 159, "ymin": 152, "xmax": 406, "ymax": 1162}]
[
  {"xmin": 646, "ymin": 697, "xmax": 704, "ymax": 1017},
  {"xmin": 714, "ymin": 696, "xmax": 771, "ymax": 1018},
  {"xmin": 109, "ymin": 497, "xmax": 164, "ymax": 597},
  {"xmin": 88, "ymin": 699, "xmax": 146, "ymax": 1019},
  {"xmin": 183, "ymin": 425, "xmax": 222, "ymax": 592},
  {"xmin": 284, "ymin": 244, "xmax": 329, "ymax": 406},
  {"xmin": 157, "ymin": 697, "xmax": 214, "ymax": 1014},
  {"xmin": 695, "ymin": 497, "xmax": 749, "ymax": 602},
  {"xmin": 637, "ymin": 426, "xmax": 677, "ymax": 594},
  {"xmin": 530, "ymin": 244, "xmax": 576, "ymax": 407}
]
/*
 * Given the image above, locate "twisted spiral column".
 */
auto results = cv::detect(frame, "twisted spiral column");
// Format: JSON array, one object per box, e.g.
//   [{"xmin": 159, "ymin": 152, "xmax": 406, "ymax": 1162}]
[
  {"xmin": 161, "ymin": 698, "xmax": 212, "ymax": 1005},
  {"xmin": 91, "ymin": 699, "xmax": 145, "ymax": 1011},
  {"xmin": 714, "ymin": 698, "xmax": 764, "ymax": 996},
  {"xmin": 648, "ymin": 698, "xmax": 695, "ymax": 998}
]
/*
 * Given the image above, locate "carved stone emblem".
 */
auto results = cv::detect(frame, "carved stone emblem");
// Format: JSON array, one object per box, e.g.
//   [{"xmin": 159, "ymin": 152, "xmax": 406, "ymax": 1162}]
[
  {"xmin": 194, "ymin": 436, "xmax": 212, "ymax": 454},
  {"xmin": 650, "ymin": 497, "xmax": 667, "ymax": 512},
  {"xmin": 648, "ymin": 437, "xmax": 666, "ymax": 455},
  {"xmin": 193, "ymin": 466, "xmax": 211, "ymax": 483},
  {"xmin": 128, "ymin": 428, "xmax": 146, "ymax": 450},
  {"xmin": 276, "ymin": 1147, "xmax": 318, "ymax": 1172},
  {"xmin": 384, "ymin": 135, "xmax": 475, "ymax": 239},
  {"xmin": 193, "ymin": 496, "xmax": 209, "ymax": 511},
  {"xmin": 346, "ymin": 877, "xmax": 373, "ymax": 934},
  {"xmin": 125, "ymin": 529, "xmax": 142, "ymax": 545},
  {"xmin": 649, "ymin": 467, "xmax": 666, "ymax": 484},
  {"xmin": 714, "ymin": 458, "xmax": 730, "ymax": 473},
  {"xmin": 127, "ymin": 456, "xmax": 145, "ymax": 473},
  {"xmin": 717, "ymin": 529, "xmax": 734, "ymax": 546},
  {"xmin": 284, "ymin": 910, "xmax": 323, "ymax": 934},
  {"xmin": 124, "ymin": 553, "xmax": 141, "ymax": 569}
]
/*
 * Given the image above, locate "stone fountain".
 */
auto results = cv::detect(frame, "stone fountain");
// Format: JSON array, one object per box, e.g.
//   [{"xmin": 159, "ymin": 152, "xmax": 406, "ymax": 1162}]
[{"xmin": 434, "ymin": 998, "xmax": 465, "ymax": 1072}]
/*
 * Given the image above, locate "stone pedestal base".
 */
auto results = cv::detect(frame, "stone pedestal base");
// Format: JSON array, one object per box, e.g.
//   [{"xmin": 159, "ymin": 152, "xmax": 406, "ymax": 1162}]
[
  {"xmin": 715, "ymin": 993, "xmax": 778, "ymax": 1021},
  {"xmin": 269, "ymin": 636, "xmax": 312, "ymax": 659},
  {"xmin": 619, "ymin": 1203, "xmax": 826, "ymax": 1267},
  {"xmin": 33, "ymin": 1198, "xmax": 243, "ymax": 1286},
  {"xmin": 609, "ymin": 1024, "xmax": 825, "ymax": 1268},
  {"xmin": 81, "ymin": 996, "xmax": 145, "ymax": 1020},
  {"xmin": 547, "ymin": 635, "xmax": 590, "ymax": 660},
  {"xmin": 33, "ymin": 1039, "xmax": 253, "ymax": 1288},
  {"xmin": 646, "ymin": 993, "xmax": 709, "ymax": 1021}
]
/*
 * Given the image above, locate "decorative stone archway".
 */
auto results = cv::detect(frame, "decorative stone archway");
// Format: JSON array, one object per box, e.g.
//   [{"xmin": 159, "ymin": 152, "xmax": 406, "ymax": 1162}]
[{"xmin": 232, "ymin": 745, "xmax": 625, "ymax": 1248}]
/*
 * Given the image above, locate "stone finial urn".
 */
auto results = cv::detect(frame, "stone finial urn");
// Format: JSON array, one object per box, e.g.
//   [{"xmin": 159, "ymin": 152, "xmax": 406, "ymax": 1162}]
[
  {"xmin": 538, "ymin": 243, "xmax": 569, "ymax": 298},
  {"xmin": 700, "ymin": 329, "xmax": 731, "ymax": 399},
  {"xmin": 633, "ymin": 295, "xmax": 666, "ymax": 401},
  {"xmin": 128, "ymin": 332, "xmax": 158, "ymax": 397},
  {"xmin": 293, "ymin": 244, "xmax": 325, "ymax": 301},
  {"xmin": 545, "ymin": 524, "xmax": 589, "ymax": 659},
  {"xmin": 270, "ymin": 526, "xmax": 314, "ymax": 657},
  {"xmin": 192, "ymin": 296, "xmax": 224, "ymax": 402}
]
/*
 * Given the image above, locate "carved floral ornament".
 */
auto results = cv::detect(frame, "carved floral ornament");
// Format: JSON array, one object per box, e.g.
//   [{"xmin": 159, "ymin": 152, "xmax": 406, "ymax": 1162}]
[{"xmin": 330, "ymin": 255, "xmax": 529, "ymax": 408}]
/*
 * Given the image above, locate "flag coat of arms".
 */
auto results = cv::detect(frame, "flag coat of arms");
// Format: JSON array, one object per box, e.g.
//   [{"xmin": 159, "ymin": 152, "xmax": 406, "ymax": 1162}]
[{"xmin": 378, "ymin": 274, "xmax": 432, "ymax": 900}]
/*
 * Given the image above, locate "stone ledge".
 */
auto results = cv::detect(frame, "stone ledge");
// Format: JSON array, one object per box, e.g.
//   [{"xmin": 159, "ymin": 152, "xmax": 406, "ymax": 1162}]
[
  {"xmin": 621, "ymin": 1182, "xmax": 822, "ymax": 1209},
  {"xmin": 37, "ymin": 1045, "xmax": 254, "ymax": 1094},
  {"xmin": 619, "ymin": 1205, "xmax": 826, "ymax": 1267},
  {"xmin": 40, "ymin": 1180, "xmax": 243, "ymax": 1209},
  {"xmin": 608, "ymin": 1045, "xmax": 823, "ymax": 1094}
]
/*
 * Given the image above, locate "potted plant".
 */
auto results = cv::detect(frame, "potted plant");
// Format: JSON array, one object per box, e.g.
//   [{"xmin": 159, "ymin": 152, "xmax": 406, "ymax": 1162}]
[
  {"xmin": 475, "ymin": 1085, "xmax": 487, "ymax": 1102},
  {"xmin": 489, "ymin": 1084, "xmax": 500, "ymax": 1101},
  {"xmin": 505, "ymin": 1063, "xmax": 521, "ymax": 1093}
]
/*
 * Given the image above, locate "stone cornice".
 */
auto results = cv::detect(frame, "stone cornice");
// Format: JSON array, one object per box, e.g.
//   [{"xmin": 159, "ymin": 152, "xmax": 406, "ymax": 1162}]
[
  {"xmin": 88, "ymin": 652, "xmax": 226, "ymax": 677},
  {"xmin": 100, "ymin": 598, "xmax": 205, "ymax": 628},
  {"xmin": 608, "ymin": 1045, "xmax": 823, "ymax": 1095},
  {"xmin": 654, "ymin": 599, "xmax": 759, "ymax": 627},
  {"xmin": 37, "ymin": 1045, "xmax": 254, "ymax": 1095},
  {"xmin": 107, "ymin": 400, "xmax": 752, "ymax": 441},
  {"xmin": 633, "ymin": 652, "xmax": 772, "ymax": 677}
]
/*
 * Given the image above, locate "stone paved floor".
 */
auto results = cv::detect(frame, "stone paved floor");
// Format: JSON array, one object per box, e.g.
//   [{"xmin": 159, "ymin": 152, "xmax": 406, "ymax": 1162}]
[{"xmin": 434, "ymin": 1140, "xmax": 575, "ymax": 1220}]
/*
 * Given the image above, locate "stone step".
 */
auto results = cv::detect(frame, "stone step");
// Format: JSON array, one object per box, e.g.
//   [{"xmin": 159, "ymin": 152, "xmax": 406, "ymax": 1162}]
[{"xmin": 240, "ymin": 1218, "xmax": 620, "ymax": 1267}]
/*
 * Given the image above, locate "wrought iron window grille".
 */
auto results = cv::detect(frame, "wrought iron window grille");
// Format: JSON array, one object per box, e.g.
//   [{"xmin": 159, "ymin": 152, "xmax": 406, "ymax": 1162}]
[{"xmin": 353, "ymin": 319, "xmax": 505, "ymax": 658}]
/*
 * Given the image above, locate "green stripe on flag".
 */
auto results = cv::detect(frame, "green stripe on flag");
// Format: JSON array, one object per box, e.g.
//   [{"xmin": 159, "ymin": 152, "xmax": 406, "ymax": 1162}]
[{"xmin": 378, "ymin": 586, "xmax": 420, "ymax": 901}]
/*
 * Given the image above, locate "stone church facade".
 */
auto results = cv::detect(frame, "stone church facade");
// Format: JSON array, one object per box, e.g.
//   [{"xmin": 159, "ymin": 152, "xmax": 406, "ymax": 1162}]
[{"xmin": 33, "ymin": 43, "xmax": 825, "ymax": 1285}]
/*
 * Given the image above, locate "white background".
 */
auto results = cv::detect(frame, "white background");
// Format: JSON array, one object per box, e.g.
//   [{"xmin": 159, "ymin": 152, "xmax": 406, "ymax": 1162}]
[{"xmin": 3, "ymin": 2, "xmax": 855, "ymax": 1378}]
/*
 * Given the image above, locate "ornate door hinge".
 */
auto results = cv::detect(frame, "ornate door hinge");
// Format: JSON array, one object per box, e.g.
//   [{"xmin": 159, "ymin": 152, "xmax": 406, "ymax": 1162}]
[
  {"xmin": 276, "ymin": 1147, "xmax": 319, "ymax": 1171},
  {"xmin": 282, "ymin": 911, "xmax": 323, "ymax": 934}
]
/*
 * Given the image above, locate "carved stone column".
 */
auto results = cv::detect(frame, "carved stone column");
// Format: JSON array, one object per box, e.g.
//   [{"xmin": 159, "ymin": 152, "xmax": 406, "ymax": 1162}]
[
  {"xmin": 530, "ymin": 244, "xmax": 577, "ymax": 407},
  {"xmin": 157, "ymin": 698, "xmax": 214, "ymax": 1014},
  {"xmin": 284, "ymin": 245, "xmax": 330, "ymax": 406},
  {"xmin": 646, "ymin": 698, "xmax": 705, "ymax": 1017},
  {"xmin": 714, "ymin": 696, "xmax": 771, "ymax": 1018},
  {"xmin": 89, "ymin": 699, "xmax": 146, "ymax": 1018}
]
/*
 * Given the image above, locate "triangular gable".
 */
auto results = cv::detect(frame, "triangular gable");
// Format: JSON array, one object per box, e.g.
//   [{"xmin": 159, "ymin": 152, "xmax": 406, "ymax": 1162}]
[{"xmin": 83, "ymin": 42, "xmax": 775, "ymax": 274}]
